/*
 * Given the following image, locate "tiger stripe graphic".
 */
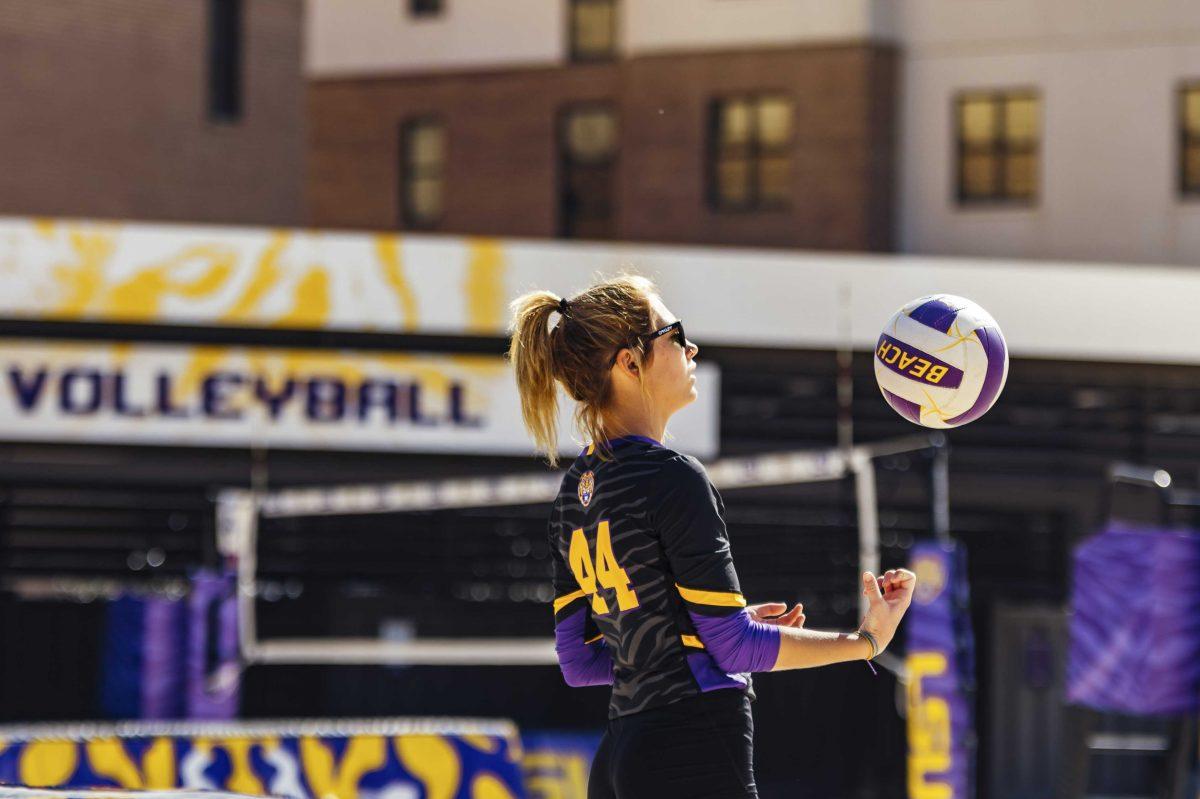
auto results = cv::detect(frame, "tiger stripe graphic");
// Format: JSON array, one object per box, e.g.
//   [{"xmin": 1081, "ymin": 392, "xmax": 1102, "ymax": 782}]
[{"xmin": 550, "ymin": 436, "xmax": 753, "ymax": 718}]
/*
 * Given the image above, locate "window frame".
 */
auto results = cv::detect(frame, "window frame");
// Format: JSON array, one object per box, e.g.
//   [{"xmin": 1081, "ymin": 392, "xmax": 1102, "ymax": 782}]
[
  {"xmin": 408, "ymin": 0, "xmax": 443, "ymax": 19},
  {"xmin": 706, "ymin": 92, "xmax": 795, "ymax": 213},
  {"xmin": 568, "ymin": 0, "xmax": 617, "ymax": 63},
  {"xmin": 1178, "ymin": 81, "xmax": 1200, "ymax": 198},
  {"xmin": 557, "ymin": 102, "xmax": 619, "ymax": 239},
  {"xmin": 399, "ymin": 117, "xmax": 446, "ymax": 230},
  {"xmin": 207, "ymin": 0, "xmax": 243, "ymax": 123},
  {"xmin": 953, "ymin": 89, "xmax": 1041, "ymax": 208}
]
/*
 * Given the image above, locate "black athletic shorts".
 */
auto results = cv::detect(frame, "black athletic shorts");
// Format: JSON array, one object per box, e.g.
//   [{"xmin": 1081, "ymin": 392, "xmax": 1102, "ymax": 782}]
[{"xmin": 588, "ymin": 688, "xmax": 758, "ymax": 799}]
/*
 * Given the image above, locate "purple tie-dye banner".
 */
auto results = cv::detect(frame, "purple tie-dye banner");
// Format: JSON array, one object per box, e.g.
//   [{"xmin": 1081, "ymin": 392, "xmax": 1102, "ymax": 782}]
[
  {"xmin": 186, "ymin": 569, "xmax": 241, "ymax": 720},
  {"xmin": 906, "ymin": 541, "xmax": 975, "ymax": 799},
  {"xmin": 142, "ymin": 596, "xmax": 187, "ymax": 718},
  {"xmin": 1067, "ymin": 522, "xmax": 1200, "ymax": 715}
]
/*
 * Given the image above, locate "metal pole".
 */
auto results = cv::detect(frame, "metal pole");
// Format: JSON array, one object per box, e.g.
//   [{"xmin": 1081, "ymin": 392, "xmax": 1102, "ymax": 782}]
[
  {"xmin": 930, "ymin": 432, "xmax": 951, "ymax": 546},
  {"xmin": 854, "ymin": 452, "xmax": 879, "ymax": 620}
]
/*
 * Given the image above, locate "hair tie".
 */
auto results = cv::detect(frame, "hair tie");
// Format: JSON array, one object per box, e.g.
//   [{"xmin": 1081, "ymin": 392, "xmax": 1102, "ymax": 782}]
[{"xmin": 558, "ymin": 297, "xmax": 569, "ymax": 315}]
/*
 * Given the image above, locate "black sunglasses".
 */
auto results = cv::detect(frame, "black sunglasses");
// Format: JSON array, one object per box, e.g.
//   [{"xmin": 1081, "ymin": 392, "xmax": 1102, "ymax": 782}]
[{"xmin": 643, "ymin": 320, "xmax": 689, "ymax": 350}]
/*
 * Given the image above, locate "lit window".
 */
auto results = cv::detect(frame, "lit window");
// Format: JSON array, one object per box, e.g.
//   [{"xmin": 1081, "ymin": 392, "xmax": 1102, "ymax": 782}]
[
  {"xmin": 559, "ymin": 105, "xmax": 618, "ymax": 239},
  {"xmin": 570, "ymin": 0, "xmax": 616, "ymax": 61},
  {"xmin": 955, "ymin": 91, "xmax": 1039, "ymax": 205},
  {"xmin": 708, "ymin": 95, "xmax": 793, "ymax": 211},
  {"xmin": 400, "ymin": 119, "xmax": 445, "ymax": 229},
  {"xmin": 1179, "ymin": 83, "xmax": 1200, "ymax": 196},
  {"xmin": 409, "ymin": 0, "xmax": 442, "ymax": 18}
]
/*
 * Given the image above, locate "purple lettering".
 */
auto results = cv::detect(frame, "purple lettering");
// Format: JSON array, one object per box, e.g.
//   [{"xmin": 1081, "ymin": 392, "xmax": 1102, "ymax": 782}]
[
  {"xmin": 449, "ymin": 383, "xmax": 481, "ymax": 427},
  {"xmin": 255, "ymin": 378, "xmax": 296, "ymax": 420},
  {"xmin": 60, "ymin": 369, "xmax": 103, "ymax": 415},
  {"xmin": 155, "ymin": 373, "xmax": 188, "ymax": 417},
  {"xmin": 306, "ymin": 378, "xmax": 346, "ymax": 423},
  {"xmin": 8, "ymin": 367, "xmax": 48, "ymax": 412},
  {"xmin": 202, "ymin": 373, "xmax": 244, "ymax": 420},
  {"xmin": 110, "ymin": 373, "xmax": 145, "ymax": 417},
  {"xmin": 357, "ymin": 380, "xmax": 398, "ymax": 422}
]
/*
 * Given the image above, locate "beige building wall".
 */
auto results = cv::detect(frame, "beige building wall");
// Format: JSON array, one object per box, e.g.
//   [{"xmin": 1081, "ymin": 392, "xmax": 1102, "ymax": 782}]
[
  {"xmin": 896, "ymin": 0, "xmax": 1200, "ymax": 264},
  {"xmin": 623, "ymin": 0, "xmax": 891, "ymax": 55},
  {"xmin": 305, "ymin": 0, "xmax": 565, "ymax": 77}
]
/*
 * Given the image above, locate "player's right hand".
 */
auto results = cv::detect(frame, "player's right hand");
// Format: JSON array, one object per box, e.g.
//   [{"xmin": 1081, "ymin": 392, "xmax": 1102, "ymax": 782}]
[{"xmin": 857, "ymin": 568, "xmax": 916, "ymax": 654}]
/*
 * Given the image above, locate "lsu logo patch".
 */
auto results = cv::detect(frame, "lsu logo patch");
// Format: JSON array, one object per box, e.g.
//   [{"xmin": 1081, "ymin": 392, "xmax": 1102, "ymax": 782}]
[{"xmin": 578, "ymin": 470, "xmax": 595, "ymax": 507}]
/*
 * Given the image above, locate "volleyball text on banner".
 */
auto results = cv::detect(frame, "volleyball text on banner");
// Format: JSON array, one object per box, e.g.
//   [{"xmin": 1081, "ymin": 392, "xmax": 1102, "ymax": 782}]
[
  {"xmin": 905, "ymin": 542, "xmax": 975, "ymax": 799},
  {"xmin": 1066, "ymin": 523, "xmax": 1200, "ymax": 715},
  {"xmin": 0, "ymin": 339, "xmax": 718, "ymax": 457}
]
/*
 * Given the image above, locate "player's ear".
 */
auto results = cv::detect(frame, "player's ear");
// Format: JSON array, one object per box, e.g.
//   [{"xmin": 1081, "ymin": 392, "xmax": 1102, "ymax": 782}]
[{"xmin": 614, "ymin": 348, "xmax": 639, "ymax": 379}]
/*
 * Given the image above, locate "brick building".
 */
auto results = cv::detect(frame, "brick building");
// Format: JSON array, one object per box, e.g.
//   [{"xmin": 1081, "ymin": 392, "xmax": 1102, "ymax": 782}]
[
  {"xmin": 308, "ymin": 0, "xmax": 1200, "ymax": 264},
  {"xmin": 0, "ymin": 0, "xmax": 304, "ymax": 226},
  {"xmin": 307, "ymin": 1, "xmax": 897, "ymax": 251}
]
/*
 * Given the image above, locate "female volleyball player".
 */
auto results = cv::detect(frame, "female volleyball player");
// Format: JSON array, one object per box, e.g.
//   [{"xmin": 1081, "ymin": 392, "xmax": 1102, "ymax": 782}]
[{"xmin": 509, "ymin": 276, "xmax": 916, "ymax": 799}]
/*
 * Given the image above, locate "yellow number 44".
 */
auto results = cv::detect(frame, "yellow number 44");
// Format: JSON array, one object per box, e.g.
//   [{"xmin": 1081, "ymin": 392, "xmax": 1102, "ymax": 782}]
[{"xmin": 568, "ymin": 520, "xmax": 639, "ymax": 614}]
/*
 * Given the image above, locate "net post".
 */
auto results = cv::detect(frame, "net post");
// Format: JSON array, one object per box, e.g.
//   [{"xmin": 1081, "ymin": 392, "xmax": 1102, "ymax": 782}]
[{"xmin": 852, "ymin": 450, "xmax": 879, "ymax": 620}]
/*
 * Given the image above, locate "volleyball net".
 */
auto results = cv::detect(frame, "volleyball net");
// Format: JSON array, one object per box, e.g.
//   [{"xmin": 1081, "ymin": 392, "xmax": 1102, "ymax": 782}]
[{"xmin": 217, "ymin": 434, "xmax": 944, "ymax": 674}]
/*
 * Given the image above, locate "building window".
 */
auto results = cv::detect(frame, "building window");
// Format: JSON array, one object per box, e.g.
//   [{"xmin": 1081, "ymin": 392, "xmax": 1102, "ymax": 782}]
[
  {"xmin": 207, "ymin": 0, "xmax": 242, "ymax": 122},
  {"xmin": 707, "ymin": 95, "xmax": 793, "ymax": 211},
  {"xmin": 400, "ymin": 119, "xmax": 445, "ymax": 229},
  {"xmin": 1179, "ymin": 83, "xmax": 1200, "ymax": 196},
  {"xmin": 955, "ymin": 91, "xmax": 1039, "ymax": 205},
  {"xmin": 559, "ymin": 105, "xmax": 618, "ymax": 239},
  {"xmin": 570, "ymin": 0, "xmax": 616, "ymax": 61},
  {"xmin": 409, "ymin": 0, "xmax": 442, "ymax": 18}
]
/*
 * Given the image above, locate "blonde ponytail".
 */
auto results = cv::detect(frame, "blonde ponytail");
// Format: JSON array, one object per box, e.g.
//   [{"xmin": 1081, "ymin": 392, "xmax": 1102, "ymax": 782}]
[
  {"xmin": 508, "ymin": 275, "xmax": 658, "ymax": 467},
  {"xmin": 508, "ymin": 291, "xmax": 564, "ymax": 464}
]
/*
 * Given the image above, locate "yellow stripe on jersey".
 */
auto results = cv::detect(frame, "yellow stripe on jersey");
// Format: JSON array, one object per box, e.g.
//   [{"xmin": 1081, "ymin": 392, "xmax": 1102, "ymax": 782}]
[
  {"xmin": 680, "ymin": 634, "xmax": 705, "ymax": 649},
  {"xmin": 586, "ymin": 443, "xmax": 595, "ymax": 455},
  {"xmin": 675, "ymin": 584, "xmax": 747, "ymax": 608},
  {"xmin": 553, "ymin": 589, "xmax": 587, "ymax": 614},
  {"xmin": 585, "ymin": 633, "xmax": 604, "ymax": 645}
]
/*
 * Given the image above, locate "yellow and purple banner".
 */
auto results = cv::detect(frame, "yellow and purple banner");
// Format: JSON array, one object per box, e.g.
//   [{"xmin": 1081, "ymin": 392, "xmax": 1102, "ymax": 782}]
[
  {"xmin": 0, "ymin": 721, "xmax": 526, "ymax": 799},
  {"xmin": 905, "ymin": 542, "xmax": 974, "ymax": 799}
]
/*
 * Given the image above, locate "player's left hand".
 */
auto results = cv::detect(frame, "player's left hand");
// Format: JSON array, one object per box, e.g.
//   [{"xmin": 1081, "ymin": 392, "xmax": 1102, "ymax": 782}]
[{"xmin": 748, "ymin": 602, "xmax": 805, "ymax": 628}]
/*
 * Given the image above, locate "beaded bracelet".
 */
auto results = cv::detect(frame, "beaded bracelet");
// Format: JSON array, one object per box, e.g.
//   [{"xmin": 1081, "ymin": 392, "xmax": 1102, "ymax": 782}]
[{"xmin": 857, "ymin": 629, "xmax": 880, "ymax": 660}]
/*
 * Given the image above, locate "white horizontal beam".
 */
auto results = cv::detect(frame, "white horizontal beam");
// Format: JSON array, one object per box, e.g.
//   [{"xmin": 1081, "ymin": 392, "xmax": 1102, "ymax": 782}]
[
  {"xmin": 254, "ymin": 435, "xmax": 934, "ymax": 519},
  {"xmin": 247, "ymin": 637, "xmax": 559, "ymax": 666}
]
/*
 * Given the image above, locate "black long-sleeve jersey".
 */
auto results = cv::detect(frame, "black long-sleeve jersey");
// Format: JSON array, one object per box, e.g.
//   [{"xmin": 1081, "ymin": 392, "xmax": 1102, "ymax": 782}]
[{"xmin": 550, "ymin": 436, "xmax": 758, "ymax": 718}]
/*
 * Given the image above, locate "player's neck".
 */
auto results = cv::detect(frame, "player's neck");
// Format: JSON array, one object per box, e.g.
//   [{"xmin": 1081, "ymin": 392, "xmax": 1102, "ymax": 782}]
[{"xmin": 601, "ymin": 405, "xmax": 667, "ymax": 446}]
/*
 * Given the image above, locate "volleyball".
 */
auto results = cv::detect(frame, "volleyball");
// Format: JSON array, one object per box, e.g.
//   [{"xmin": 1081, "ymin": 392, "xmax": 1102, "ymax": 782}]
[{"xmin": 874, "ymin": 294, "xmax": 1009, "ymax": 429}]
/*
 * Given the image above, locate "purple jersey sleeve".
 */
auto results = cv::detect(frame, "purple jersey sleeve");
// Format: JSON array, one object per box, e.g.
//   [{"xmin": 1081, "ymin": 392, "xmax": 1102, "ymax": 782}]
[
  {"xmin": 689, "ymin": 609, "xmax": 781, "ymax": 673},
  {"xmin": 550, "ymin": 527, "xmax": 614, "ymax": 688},
  {"xmin": 554, "ymin": 606, "xmax": 615, "ymax": 687}
]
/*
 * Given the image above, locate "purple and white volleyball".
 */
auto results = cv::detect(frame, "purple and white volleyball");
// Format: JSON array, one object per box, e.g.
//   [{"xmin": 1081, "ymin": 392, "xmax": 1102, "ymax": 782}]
[{"xmin": 874, "ymin": 294, "xmax": 1008, "ymax": 429}]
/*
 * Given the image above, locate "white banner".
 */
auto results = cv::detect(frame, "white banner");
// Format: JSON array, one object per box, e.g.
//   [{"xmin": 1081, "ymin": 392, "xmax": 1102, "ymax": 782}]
[
  {"xmin": 0, "ymin": 340, "xmax": 720, "ymax": 456},
  {"xmin": 6, "ymin": 217, "xmax": 1200, "ymax": 364}
]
